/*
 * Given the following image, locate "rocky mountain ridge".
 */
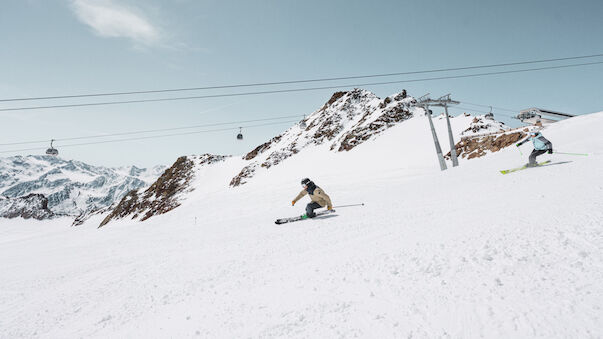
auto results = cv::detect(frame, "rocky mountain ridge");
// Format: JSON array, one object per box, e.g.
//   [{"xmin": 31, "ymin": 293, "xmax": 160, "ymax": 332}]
[
  {"xmin": 106, "ymin": 88, "xmax": 491, "ymax": 226},
  {"xmin": 0, "ymin": 194, "xmax": 55, "ymax": 220},
  {"xmin": 100, "ymin": 154, "xmax": 228, "ymax": 226},
  {"xmin": 230, "ymin": 88, "xmax": 417, "ymax": 186}
]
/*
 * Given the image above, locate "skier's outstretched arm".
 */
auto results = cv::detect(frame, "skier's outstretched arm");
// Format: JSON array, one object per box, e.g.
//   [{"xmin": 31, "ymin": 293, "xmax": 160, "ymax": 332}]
[
  {"xmin": 516, "ymin": 138, "xmax": 529, "ymax": 147},
  {"xmin": 292, "ymin": 190, "xmax": 307, "ymax": 205}
]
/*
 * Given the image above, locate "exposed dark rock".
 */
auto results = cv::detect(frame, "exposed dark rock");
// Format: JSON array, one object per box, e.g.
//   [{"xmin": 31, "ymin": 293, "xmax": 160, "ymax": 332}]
[
  {"xmin": 320, "ymin": 91, "xmax": 348, "ymax": 111},
  {"xmin": 379, "ymin": 97, "xmax": 392, "ymax": 109},
  {"xmin": 230, "ymin": 163, "xmax": 258, "ymax": 187},
  {"xmin": 100, "ymin": 156, "xmax": 196, "ymax": 227},
  {"xmin": 99, "ymin": 154, "xmax": 230, "ymax": 227},
  {"xmin": 335, "ymin": 94, "xmax": 414, "ymax": 152},
  {"xmin": 199, "ymin": 154, "xmax": 229, "ymax": 165},
  {"xmin": 72, "ymin": 205, "xmax": 113, "ymax": 226},
  {"xmin": 394, "ymin": 89, "xmax": 407, "ymax": 100},
  {"xmin": 446, "ymin": 132, "xmax": 526, "ymax": 160},
  {"xmin": 0, "ymin": 194, "xmax": 54, "ymax": 220},
  {"xmin": 312, "ymin": 114, "xmax": 344, "ymax": 141},
  {"xmin": 261, "ymin": 142, "xmax": 299, "ymax": 168},
  {"xmin": 243, "ymin": 135, "xmax": 282, "ymax": 161}
]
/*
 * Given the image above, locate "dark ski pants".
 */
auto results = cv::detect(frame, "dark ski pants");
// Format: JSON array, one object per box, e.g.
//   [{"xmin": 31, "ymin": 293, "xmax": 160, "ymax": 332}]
[
  {"xmin": 306, "ymin": 202, "xmax": 322, "ymax": 218},
  {"xmin": 529, "ymin": 149, "xmax": 547, "ymax": 165}
]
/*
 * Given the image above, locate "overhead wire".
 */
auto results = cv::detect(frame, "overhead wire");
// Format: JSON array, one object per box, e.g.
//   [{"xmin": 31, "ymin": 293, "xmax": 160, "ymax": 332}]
[
  {"xmin": 1, "ymin": 60, "xmax": 603, "ymax": 112},
  {"xmin": 448, "ymin": 105, "xmax": 517, "ymax": 118},
  {"xmin": 2, "ymin": 52, "xmax": 603, "ymax": 103},
  {"xmin": 0, "ymin": 104, "xmax": 525, "ymax": 154},
  {"xmin": 4, "ymin": 54, "xmax": 601, "ymax": 155},
  {"xmin": 456, "ymin": 101, "xmax": 519, "ymax": 113},
  {"xmin": 0, "ymin": 114, "xmax": 304, "ymax": 147},
  {"xmin": 0, "ymin": 119, "xmax": 300, "ymax": 154}
]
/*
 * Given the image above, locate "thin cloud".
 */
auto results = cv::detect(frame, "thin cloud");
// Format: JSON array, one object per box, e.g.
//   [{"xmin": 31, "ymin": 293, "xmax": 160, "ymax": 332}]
[{"xmin": 70, "ymin": 0, "xmax": 161, "ymax": 46}]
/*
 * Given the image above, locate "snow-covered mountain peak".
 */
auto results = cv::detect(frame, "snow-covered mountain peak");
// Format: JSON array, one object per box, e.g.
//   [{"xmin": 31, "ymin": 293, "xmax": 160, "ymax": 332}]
[
  {"xmin": 232, "ymin": 89, "xmax": 417, "ymax": 186},
  {"xmin": 0, "ymin": 155, "xmax": 166, "ymax": 221},
  {"xmin": 298, "ymin": 88, "xmax": 416, "ymax": 147},
  {"xmin": 460, "ymin": 114, "xmax": 510, "ymax": 137},
  {"xmin": 0, "ymin": 193, "xmax": 54, "ymax": 220}
]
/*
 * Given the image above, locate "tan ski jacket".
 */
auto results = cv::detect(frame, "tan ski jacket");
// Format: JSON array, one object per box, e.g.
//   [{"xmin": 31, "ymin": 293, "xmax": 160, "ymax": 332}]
[{"xmin": 293, "ymin": 187, "xmax": 333, "ymax": 209}]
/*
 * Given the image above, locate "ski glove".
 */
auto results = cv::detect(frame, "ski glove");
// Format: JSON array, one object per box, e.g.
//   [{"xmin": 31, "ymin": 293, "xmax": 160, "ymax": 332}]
[
  {"xmin": 292, "ymin": 200, "xmax": 296, "ymax": 206},
  {"xmin": 548, "ymin": 149, "xmax": 553, "ymax": 154}
]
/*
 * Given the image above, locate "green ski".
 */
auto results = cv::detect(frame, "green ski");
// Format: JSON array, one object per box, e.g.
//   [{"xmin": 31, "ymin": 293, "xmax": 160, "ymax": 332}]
[
  {"xmin": 500, "ymin": 160, "xmax": 551, "ymax": 175},
  {"xmin": 275, "ymin": 209, "xmax": 336, "ymax": 224}
]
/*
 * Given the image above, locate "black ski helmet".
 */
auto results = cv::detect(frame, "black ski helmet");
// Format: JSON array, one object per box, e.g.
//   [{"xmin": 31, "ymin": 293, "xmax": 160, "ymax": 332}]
[{"xmin": 301, "ymin": 178, "xmax": 311, "ymax": 186}]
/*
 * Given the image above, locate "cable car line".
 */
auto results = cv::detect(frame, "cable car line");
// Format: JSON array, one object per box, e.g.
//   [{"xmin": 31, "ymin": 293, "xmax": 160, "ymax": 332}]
[
  {"xmin": 0, "ymin": 119, "xmax": 300, "ymax": 155},
  {"xmin": 1, "ymin": 52, "xmax": 603, "ymax": 103},
  {"xmin": 0, "ymin": 114, "xmax": 304, "ymax": 147},
  {"xmin": 457, "ymin": 101, "xmax": 519, "ymax": 113},
  {"xmin": 448, "ymin": 105, "xmax": 518, "ymax": 118},
  {"xmin": 1, "ymin": 60, "xmax": 603, "ymax": 112}
]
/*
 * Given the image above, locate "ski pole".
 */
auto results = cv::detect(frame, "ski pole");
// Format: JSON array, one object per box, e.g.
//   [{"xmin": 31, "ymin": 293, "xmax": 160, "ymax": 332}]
[
  {"xmin": 333, "ymin": 203, "xmax": 365, "ymax": 209},
  {"xmin": 553, "ymin": 151, "xmax": 588, "ymax": 156},
  {"xmin": 517, "ymin": 146, "xmax": 523, "ymax": 156}
]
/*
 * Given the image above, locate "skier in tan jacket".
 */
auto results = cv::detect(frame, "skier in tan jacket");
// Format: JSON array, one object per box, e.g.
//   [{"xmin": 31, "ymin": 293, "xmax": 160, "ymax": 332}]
[{"xmin": 292, "ymin": 178, "xmax": 333, "ymax": 218}]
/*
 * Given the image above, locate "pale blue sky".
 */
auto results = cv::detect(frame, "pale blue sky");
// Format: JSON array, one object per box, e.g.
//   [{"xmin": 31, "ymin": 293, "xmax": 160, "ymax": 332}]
[{"xmin": 1, "ymin": 0, "xmax": 602, "ymax": 167}]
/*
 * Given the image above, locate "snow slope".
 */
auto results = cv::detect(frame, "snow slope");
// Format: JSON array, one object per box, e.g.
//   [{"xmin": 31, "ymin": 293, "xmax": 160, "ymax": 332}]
[
  {"xmin": 104, "ymin": 89, "xmax": 512, "ymax": 225},
  {"xmin": 1, "ymin": 112, "xmax": 602, "ymax": 338}
]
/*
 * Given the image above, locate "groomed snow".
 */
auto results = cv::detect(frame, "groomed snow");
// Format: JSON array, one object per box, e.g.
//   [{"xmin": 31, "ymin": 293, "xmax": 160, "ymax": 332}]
[{"xmin": 1, "ymin": 112, "xmax": 602, "ymax": 338}]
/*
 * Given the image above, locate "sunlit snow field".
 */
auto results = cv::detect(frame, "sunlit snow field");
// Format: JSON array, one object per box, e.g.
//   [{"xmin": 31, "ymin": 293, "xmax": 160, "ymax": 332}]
[{"xmin": 1, "ymin": 113, "xmax": 602, "ymax": 338}]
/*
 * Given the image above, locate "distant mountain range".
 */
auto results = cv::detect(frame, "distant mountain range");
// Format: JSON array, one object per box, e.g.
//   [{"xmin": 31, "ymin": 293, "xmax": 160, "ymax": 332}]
[{"xmin": 0, "ymin": 155, "xmax": 165, "ymax": 222}]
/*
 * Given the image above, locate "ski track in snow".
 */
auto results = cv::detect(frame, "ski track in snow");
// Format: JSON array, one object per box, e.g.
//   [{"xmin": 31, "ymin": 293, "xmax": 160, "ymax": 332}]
[{"xmin": 1, "ymin": 113, "xmax": 603, "ymax": 338}]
